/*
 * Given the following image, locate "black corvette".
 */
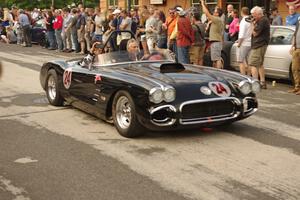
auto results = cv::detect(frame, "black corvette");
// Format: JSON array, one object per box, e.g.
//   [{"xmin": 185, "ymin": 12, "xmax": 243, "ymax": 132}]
[{"xmin": 40, "ymin": 32, "xmax": 260, "ymax": 138}]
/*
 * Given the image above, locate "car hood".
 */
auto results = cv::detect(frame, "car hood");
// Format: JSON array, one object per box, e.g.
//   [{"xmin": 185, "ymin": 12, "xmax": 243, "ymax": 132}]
[{"xmin": 112, "ymin": 62, "xmax": 224, "ymax": 87}]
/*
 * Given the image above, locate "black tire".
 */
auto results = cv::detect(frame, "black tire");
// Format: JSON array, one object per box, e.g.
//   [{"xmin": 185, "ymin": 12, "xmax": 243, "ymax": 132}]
[
  {"xmin": 39, "ymin": 37, "xmax": 46, "ymax": 47},
  {"xmin": 45, "ymin": 69, "xmax": 64, "ymax": 106},
  {"xmin": 221, "ymin": 52, "xmax": 227, "ymax": 69},
  {"xmin": 203, "ymin": 52, "xmax": 212, "ymax": 67},
  {"xmin": 289, "ymin": 64, "xmax": 295, "ymax": 85},
  {"xmin": 112, "ymin": 90, "xmax": 145, "ymax": 138}
]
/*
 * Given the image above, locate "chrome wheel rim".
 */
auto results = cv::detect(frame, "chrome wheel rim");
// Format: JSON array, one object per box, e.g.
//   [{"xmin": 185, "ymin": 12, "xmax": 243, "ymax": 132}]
[
  {"xmin": 116, "ymin": 96, "xmax": 132, "ymax": 129},
  {"xmin": 47, "ymin": 75, "xmax": 56, "ymax": 100}
]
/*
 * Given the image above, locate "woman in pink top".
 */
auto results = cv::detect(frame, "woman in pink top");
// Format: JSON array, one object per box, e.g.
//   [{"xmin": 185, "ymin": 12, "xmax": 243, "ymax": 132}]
[{"xmin": 229, "ymin": 9, "xmax": 239, "ymax": 42}]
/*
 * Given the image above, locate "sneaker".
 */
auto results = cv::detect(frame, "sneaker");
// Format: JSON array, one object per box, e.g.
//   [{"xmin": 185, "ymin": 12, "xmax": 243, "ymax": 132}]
[
  {"xmin": 295, "ymin": 90, "xmax": 300, "ymax": 95},
  {"xmin": 288, "ymin": 88, "xmax": 300, "ymax": 93},
  {"xmin": 260, "ymin": 82, "xmax": 267, "ymax": 89}
]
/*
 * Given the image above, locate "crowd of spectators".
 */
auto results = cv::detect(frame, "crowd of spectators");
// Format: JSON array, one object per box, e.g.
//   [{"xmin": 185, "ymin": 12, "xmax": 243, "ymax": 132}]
[{"xmin": 0, "ymin": 3, "xmax": 299, "ymax": 91}]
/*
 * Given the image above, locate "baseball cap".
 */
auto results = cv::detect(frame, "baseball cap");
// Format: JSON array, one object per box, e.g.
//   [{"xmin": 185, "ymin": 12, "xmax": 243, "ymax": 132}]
[
  {"xmin": 176, "ymin": 7, "xmax": 185, "ymax": 16},
  {"xmin": 112, "ymin": 9, "xmax": 121, "ymax": 15}
]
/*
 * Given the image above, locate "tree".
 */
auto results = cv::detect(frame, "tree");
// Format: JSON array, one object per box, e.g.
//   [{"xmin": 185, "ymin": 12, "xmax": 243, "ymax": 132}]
[{"xmin": 0, "ymin": 0, "xmax": 99, "ymax": 9}]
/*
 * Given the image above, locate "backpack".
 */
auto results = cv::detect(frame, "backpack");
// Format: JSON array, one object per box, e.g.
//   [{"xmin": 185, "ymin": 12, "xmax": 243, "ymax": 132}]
[{"xmin": 194, "ymin": 23, "xmax": 205, "ymax": 46}]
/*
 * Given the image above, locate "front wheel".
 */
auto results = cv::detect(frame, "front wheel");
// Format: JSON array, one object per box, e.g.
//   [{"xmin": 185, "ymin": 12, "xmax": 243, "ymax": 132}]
[
  {"xmin": 112, "ymin": 90, "xmax": 145, "ymax": 138},
  {"xmin": 45, "ymin": 69, "xmax": 64, "ymax": 106}
]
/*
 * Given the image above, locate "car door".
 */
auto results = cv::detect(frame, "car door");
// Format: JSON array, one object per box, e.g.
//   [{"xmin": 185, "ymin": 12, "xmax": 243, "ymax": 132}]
[
  {"xmin": 264, "ymin": 27, "xmax": 293, "ymax": 78},
  {"xmin": 66, "ymin": 61, "xmax": 103, "ymax": 116}
]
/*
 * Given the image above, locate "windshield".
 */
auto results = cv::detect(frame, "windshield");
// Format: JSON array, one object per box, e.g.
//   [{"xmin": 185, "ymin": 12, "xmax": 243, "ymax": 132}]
[{"xmin": 94, "ymin": 49, "xmax": 175, "ymax": 66}]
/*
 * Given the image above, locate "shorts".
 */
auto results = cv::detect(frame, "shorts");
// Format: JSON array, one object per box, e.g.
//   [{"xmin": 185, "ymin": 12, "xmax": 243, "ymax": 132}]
[
  {"xmin": 248, "ymin": 45, "xmax": 268, "ymax": 67},
  {"xmin": 77, "ymin": 29, "xmax": 85, "ymax": 42},
  {"xmin": 210, "ymin": 41, "xmax": 222, "ymax": 61},
  {"xmin": 237, "ymin": 46, "xmax": 251, "ymax": 63},
  {"xmin": 190, "ymin": 45, "xmax": 205, "ymax": 64}
]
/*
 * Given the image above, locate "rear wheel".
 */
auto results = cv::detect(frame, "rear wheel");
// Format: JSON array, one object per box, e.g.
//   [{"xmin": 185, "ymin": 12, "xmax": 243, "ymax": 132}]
[
  {"xmin": 45, "ymin": 69, "xmax": 64, "ymax": 106},
  {"xmin": 112, "ymin": 90, "xmax": 145, "ymax": 138}
]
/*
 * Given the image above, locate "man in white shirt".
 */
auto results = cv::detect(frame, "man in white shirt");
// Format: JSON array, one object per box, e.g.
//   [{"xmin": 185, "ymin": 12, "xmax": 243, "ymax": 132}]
[
  {"xmin": 119, "ymin": 9, "xmax": 132, "ymax": 39},
  {"xmin": 62, "ymin": 7, "xmax": 72, "ymax": 52},
  {"xmin": 145, "ymin": 10, "xmax": 160, "ymax": 53},
  {"xmin": 94, "ymin": 7, "xmax": 105, "ymax": 40},
  {"xmin": 237, "ymin": 7, "xmax": 252, "ymax": 75}
]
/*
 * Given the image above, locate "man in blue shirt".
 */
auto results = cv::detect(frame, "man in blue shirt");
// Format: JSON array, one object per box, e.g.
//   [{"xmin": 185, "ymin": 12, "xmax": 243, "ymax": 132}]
[
  {"xmin": 286, "ymin": 5, "xmax": 300, "ymax": 26},
  {"xmin": 18, "ymin": 9, "xmax": 31, "ymax": 47},
  {"xmin": 109, "ymin": 9, "xmax": 122, "ymax": 50}
]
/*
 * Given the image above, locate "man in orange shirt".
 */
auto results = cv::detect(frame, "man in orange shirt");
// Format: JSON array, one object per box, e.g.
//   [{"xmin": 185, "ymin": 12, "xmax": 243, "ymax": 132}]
[{"xmin": 163, "ymin": 8, "xmax": 177, "ymax": 52}]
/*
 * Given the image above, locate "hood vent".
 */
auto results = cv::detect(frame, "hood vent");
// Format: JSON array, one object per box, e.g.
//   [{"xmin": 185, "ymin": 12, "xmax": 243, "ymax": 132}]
[{"xmin": 160, "ymin": 63, "xmax": 185, "ymax": 73}]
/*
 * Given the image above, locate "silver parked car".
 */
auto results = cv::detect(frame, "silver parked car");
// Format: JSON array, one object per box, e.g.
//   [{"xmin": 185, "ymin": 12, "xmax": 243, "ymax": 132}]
[{"xmin": 229, "ymin": 26, "xmax": 295, "ymax": 82}]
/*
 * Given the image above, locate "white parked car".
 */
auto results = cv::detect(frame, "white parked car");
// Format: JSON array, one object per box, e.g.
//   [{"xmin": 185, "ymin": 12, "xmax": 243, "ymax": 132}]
[{"xmin": 229, "ymin": 26, "xmax": 295, "ymax": 82}]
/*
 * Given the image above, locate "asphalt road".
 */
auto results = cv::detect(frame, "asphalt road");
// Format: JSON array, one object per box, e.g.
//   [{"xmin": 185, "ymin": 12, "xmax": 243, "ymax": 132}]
[{"xmin": 0, "ymin": 44, "xmax": 300, "ymax": 200}]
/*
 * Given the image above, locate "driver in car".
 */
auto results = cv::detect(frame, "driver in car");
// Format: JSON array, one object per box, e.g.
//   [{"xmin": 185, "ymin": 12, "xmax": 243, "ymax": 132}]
[
  {"xmin": 80, "ymin": 41, "xmax": 104, "ymax": 68},
  {"xmin": 126, "ymin": 38, "xmax": 173, "ymax": 61},
  {"xmin": 127, "ymin": 38, "xmax": 144, "ymax": 61}
]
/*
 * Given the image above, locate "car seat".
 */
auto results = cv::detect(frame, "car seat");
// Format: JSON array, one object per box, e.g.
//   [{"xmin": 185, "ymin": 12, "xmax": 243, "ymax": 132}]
[{"xmin": 119, "ymin": 39, "xmax": 130, "ymax": 51}]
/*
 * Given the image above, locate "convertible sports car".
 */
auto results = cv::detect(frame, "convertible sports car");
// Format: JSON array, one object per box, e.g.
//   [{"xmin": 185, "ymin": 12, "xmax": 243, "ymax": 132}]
[{"xmin": 40, "ymin": 31, "xmax": 260, "ymax": 138}]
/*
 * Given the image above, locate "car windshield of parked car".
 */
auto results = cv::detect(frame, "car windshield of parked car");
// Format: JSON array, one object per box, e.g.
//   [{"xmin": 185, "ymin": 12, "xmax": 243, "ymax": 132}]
[
  {"xmin": 34, "ymin": 19, "xmax": 44, "ymax": 28},
  {"xmin": 94, "ymin": 49, "xmax": 175, "ymax": 66},
  {"xmin": 270, "ymin": 27, "xmax": 294, "ymax": 45}
]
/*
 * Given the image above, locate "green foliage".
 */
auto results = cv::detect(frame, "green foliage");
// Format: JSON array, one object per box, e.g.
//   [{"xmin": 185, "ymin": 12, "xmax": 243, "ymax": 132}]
[{"xmin": 0, "ymin": 0, "xmax": 99, "ymax": 10}]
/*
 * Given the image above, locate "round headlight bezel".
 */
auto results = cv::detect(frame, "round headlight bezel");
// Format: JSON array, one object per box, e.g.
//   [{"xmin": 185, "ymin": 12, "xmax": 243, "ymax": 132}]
[
  {"xmin": 163, "ymin": 86, "xmax": 176, "ymax": 102},
  {"xmin": 238, "ymin": 80, "xmax": 252, "ymax": 95},
  {"xmin": 149, "ymin": 87, "xmax": 163, "ymax": 104},
  {"xmin": 251, "ymin": 80, "xmax": 261, "ymax": 94}
]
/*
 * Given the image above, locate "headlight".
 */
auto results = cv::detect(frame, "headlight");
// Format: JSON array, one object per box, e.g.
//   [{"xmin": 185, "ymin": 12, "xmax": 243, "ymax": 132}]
[
  {"xmin": 149, "ymin": 87, "xmax": 163, "ymax": 104},
  {"xmin": 238, "ymin": 80, "xmax": 251, "ymax": 95},
  {"xmin": 251, "ymin": 80, "xmax": 261, "ymax": 94},
  {"xmin": 163, "ymin": 86, "xmax": 176, "ymax": 102}
]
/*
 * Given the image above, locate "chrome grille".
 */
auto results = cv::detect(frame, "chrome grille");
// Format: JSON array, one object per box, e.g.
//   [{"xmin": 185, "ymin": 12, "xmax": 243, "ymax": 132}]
[{"xmin": 179, "ymin": 97, "xmax": 241, "ymax": 125}]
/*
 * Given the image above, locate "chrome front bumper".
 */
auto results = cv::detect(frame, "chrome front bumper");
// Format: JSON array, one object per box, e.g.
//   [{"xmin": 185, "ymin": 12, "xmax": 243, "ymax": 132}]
[{"xmin": 149, "ymin": 97, "xmax": 257, "ymax": 127}]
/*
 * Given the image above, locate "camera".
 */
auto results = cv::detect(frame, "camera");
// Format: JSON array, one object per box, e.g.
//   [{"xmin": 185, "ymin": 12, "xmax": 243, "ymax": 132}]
[{"xmin": 245, "ymin": 16, "xmax": 254, "ymax": 23}]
